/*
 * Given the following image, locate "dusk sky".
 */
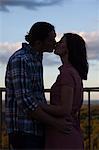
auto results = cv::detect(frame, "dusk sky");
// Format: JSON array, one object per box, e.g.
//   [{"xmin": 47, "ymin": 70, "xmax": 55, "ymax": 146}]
[{"xmin": 0, "ymin": 0, "xmax": 99, "ymax": 99}]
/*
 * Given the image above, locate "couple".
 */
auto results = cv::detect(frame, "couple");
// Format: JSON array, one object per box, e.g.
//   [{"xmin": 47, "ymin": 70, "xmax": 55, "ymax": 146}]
[{"xmin": 5, "ymin": 21, "xmax": 88, "ymax": 150}]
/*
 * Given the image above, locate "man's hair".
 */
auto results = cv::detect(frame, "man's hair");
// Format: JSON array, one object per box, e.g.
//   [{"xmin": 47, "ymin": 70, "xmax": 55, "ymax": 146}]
[{"xmin": 25, "ymin": 22, "xmax": 55, "ymax": 44}]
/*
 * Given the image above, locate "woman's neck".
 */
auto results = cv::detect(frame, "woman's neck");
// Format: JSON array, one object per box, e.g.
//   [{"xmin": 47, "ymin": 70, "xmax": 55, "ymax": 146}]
[{"xmin": 61, "ymin": 54, "xmax": 69, "ymax": 65}]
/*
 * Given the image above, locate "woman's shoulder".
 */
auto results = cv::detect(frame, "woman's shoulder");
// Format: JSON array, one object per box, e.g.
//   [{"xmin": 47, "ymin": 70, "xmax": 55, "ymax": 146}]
[{"xmin": 61, "ymin": 64, "xmax": 81, "ymax": 82}]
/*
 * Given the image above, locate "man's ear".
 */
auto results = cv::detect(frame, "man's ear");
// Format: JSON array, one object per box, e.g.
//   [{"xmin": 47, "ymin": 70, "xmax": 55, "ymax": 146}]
[{"xmin": 34, "ymin": 40, "xmax": 43, "ymax": 51}]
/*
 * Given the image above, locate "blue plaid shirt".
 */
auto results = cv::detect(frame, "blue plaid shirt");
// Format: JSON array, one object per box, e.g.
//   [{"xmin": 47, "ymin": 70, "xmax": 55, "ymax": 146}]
[{"xmin": 5, "ymin": 43, "xmax": 46, "ymax": 136}]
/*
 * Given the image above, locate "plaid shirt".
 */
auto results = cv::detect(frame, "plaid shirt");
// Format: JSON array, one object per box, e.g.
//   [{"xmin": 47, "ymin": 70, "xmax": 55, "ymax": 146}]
[{"xmin": 5, "ymin": 43, "xmax": 46, "ymax": 136}]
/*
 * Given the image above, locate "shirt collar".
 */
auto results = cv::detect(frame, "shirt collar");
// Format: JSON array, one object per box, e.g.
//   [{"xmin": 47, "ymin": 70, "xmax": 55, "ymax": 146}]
[{"xmin": 22, "ymin": 43, "xmax": 43, "ymax": 61}]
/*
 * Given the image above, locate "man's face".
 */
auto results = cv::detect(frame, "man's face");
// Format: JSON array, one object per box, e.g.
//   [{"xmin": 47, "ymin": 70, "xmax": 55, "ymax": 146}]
[{"xmin": 42, "ymin": 30, "xmax": 56, "ymax": 52}]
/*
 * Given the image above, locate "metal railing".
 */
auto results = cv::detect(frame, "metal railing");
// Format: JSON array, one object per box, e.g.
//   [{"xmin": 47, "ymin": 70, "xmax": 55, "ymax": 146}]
[
  {"xmin": 0, "ymin": 87, "xmax": 99, "ymax": 150},
  {"xmin": 0, "ymin": 88, "xmax": 6, "ymax": 149}
]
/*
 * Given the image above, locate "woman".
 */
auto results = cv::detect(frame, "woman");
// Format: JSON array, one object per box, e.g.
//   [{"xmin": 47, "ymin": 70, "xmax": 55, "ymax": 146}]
[{"xmin": 41, "ymin": 33, "xmax": 89, "ymax": 149}]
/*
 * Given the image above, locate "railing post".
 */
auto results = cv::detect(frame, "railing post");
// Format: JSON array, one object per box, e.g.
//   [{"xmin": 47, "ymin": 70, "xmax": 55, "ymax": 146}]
[
  {"xmin": 0, "ymin": 90, "xmax": 2, "ymax": 149},
  {"xmin": 88, "ymin": 91, "xmax": 91, "ymax": 150}
]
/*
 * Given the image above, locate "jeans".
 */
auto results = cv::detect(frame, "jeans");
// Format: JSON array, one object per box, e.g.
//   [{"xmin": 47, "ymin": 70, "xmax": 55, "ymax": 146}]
[{"xmin": 8, "ymin": 132, "xmax": 45, "ymax": 150}]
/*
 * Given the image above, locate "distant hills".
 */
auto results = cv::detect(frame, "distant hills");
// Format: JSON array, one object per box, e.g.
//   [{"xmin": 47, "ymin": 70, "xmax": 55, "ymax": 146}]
[
  {"xmin": 83, "ymin": 100, "xmax": 99, "ymax": 105},
  {"xmin": 1, "ymin": 100, "xmax": 99, "ymax": 113}
]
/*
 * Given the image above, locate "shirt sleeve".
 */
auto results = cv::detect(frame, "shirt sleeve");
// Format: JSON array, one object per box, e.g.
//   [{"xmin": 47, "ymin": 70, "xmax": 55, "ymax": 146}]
[{"xmin": 10, "ymin": 57, "xmax": 39, "ymax": 112}]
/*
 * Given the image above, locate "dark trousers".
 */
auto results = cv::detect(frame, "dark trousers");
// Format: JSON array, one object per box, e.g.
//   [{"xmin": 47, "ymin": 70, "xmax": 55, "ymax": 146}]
[{"xmin": 8, "ymin": 132, "xmax": 45, "ymax": 150}]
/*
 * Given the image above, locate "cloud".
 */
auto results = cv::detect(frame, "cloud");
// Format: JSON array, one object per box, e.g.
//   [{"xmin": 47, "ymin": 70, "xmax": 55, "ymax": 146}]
[
  {"xmin": 0, "ymin": 42, "xmax": 21, "ymax": 64},
  {"xmin": 0, "ymin": 31, "xmax": 99, "ymax": 66},
  {"xmin": 0, "ymin": 0, "xmax": 64, "ymax": 12},
  {"xmin": 79, "ymin": 31, "xmax": 99, "ymax": 60},
  {"xmin": 43, "ymin": 53, "xmax": 61, "ymax": 66}
]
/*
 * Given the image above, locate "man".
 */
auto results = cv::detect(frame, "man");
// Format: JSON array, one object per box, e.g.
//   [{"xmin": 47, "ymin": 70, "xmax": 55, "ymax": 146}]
[{"xmin": 5, "ymin": 22, "xmax": 68, "ymax": 150}]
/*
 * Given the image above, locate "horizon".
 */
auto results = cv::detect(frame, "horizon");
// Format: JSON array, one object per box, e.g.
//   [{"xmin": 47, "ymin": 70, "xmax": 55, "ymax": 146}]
[{"xmin": 1, "ymin": 91, "xmax": 99, "ymax": 101}]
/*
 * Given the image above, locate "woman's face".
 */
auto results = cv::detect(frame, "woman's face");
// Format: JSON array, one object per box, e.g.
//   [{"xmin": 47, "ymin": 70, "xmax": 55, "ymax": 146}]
[{"xmin": 54, "ymin": 36, "xmax": 68, "ymax": 56}]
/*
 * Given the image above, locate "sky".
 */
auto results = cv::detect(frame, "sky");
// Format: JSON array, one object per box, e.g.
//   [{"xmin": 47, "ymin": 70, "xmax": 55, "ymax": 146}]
[{"xmin": 0, "ymin": 0, "xmax": 99, "ymax": 100}]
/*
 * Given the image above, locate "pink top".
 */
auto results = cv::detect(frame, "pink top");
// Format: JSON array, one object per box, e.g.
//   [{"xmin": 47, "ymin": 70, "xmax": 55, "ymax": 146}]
[
  {"xmin": 45, "ymin": 64, "xmax": 84, "ymax": 149},
  {"xmin": 50, "ymin": 63, "xmax": 83, "ymax": 126}
]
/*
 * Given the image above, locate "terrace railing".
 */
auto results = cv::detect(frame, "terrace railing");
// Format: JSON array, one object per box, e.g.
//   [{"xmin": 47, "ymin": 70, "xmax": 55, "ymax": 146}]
[{"xmin": 0, "ymin": 87, "xmax": 99, "ymax": 150}]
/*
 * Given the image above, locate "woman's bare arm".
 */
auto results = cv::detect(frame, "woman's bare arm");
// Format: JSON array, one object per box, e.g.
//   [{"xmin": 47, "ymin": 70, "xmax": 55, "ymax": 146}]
[{"xmin": 40, "ymin": 85, "xmax": 73, "ymax": 117}]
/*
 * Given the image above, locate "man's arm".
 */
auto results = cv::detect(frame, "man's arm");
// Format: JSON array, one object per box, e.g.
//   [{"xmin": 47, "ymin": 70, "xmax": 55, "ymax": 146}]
[{"xmin": 11, "ymin": 57, "xmax": 39, "ymax": 111}]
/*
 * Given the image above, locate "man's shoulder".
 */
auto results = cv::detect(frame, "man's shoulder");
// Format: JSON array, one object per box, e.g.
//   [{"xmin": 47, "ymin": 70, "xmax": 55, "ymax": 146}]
[{"xmin": 9, "ymin": 44, "xmax": 28, "ymax": 62}]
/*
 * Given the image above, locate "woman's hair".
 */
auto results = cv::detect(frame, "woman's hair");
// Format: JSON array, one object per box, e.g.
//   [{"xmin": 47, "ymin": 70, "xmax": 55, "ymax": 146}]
[
  {"xmin": 64, "ymin": 33, "xmax": 89, "ymax": 80},
  {"xmin": 25, "ymin": 22, "xmax": 55, "ymax": 45}
]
